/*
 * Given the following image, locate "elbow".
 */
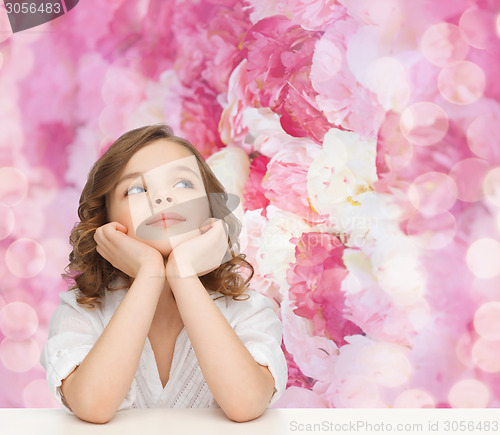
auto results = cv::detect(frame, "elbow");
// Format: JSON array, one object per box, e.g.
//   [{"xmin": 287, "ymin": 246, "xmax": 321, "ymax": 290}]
[
  {"xmin": 222, "ymin": 392, "xmax": 270, "ymax": 423},
  {"xmin": 224, "ymin": 404, "xmax": 263, "ymax": 423},
  {"xmin": 225, "ymin": 407, "xmax": 266, "ymax": 423},
  {"xmin": 73, "ymin": 404, "xmax": 115, "ymax": 424},
  {"xmin": 61, "ymin": 371, "xmax": 118, "ymax": 424},
  {"xmin": 66, "ymin": 391, "xmax": 117, "ymax": 424}
]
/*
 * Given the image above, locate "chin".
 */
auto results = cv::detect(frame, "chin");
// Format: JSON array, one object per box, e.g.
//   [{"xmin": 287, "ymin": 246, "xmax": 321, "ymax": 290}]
[{"xmin": 140, "ymin": 239, "xmax": 173, "ymax": 258}]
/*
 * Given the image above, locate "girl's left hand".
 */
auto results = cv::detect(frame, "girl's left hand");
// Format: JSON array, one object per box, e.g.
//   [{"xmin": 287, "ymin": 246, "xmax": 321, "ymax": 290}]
[{"xmin": 166, "ymin": 218, "xmax": 230, "ymax": 279}]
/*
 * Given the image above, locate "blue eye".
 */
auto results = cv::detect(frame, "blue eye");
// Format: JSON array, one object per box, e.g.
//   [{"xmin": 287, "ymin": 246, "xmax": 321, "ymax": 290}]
[
  {"xmin": 174, "ymin": 179, "xmax": 193, "ymax": 189},
  {"xmin": 126, "ymin": 185, "xmax": 146, "ymax": 196}
]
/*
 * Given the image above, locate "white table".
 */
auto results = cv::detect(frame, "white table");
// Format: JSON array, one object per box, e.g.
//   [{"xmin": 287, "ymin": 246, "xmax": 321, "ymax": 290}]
[
  {"xmin": 1, "ymin": 407, "xmax": 499, "ymax": 435},
  {"xmin": 0, "ymin": 408, "xmax": 288, "ymax": 435}
]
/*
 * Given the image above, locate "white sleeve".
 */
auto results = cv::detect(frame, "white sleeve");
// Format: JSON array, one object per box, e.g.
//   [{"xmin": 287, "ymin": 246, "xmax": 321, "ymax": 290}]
[
  {"xmin": 223, "ymin": 290, "xmax": 288, "ymax": 406},
  {"xmin": 40, "ymin": 292, "xmax": 99, "ymax": 413},
  {"xmin": 39, "ymin": 291, "xmax": 135, "ymax": 413}
]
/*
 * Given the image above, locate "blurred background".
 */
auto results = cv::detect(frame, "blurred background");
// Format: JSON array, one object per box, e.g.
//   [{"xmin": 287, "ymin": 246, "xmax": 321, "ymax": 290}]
[{"xmin": 0, "ymin": 0, "xmax": 500, "ymax": 408}]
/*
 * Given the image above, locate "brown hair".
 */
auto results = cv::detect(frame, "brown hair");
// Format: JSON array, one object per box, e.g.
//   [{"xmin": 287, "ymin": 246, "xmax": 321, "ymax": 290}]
[{"xmin": 64, "ymin": 124, "xmax": 253, "ymax": 308}]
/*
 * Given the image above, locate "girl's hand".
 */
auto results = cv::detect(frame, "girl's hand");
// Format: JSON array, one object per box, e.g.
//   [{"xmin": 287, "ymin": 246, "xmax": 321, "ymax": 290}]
[
  {"xmin": 166, "ymin": 218, "xmax": 231, "ymax": 280},
  {"xmin": 94, "ymin": 222, "xmax": 165, "ymax": 279}
]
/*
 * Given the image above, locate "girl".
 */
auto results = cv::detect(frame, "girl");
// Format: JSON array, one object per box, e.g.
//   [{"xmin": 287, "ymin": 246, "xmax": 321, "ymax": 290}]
[{"xmin": 40, "ymin": 124, "xmax": 288, "ymax": 424}]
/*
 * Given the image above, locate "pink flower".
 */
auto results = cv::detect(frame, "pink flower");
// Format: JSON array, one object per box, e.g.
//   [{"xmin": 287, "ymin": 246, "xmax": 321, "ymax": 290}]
[
  {"xmin": 282, "ymin": 342, "xmax": 317, "ymax": 390},
  {"xmin": 98, "ymin": 61, "xmax": 147, "ymax": 142},
  {"xmin": 48, "ymin": 0, "xmax": 126, "ymax": 56},
  {"xmin": 176, "ymin": 83, "xmax": 225, "ymax": 158},
  {"xmin": 219, "ymin": 60, "xmax": 255, "ymax": 148},
  {"xmin": 287, "ymin": 232, "xmax": 363, "ymax": 346},
  {"xmin": 310, "ymin": 18, "xmax": 385, "ymax": 139},
  {"xmin": 18, "ymin": 40, "xmax": 78, "ymax": 126},
  {"xmin": 23, "ymin": 123, "xmax": 74, "ymax": 186},
  {"xmin": 272, "ymin": 385, "xmax": 329, "ymax": 407},
  {"xmin": 75, "ymin": 54, "xmax": 109, "ymax": 127},
  {"xmin": 242, "ymin": 16, "xmax": 332, "ymax": 142},
  {"xmin": 243, "ymin": 153, "xmax": 271, "ymax": 212},
  {"xmin": 171, "ymin": 1, "xmax": 250, "ymax": 93},
  {"xmin": 262, "ymin": 159, "xmax": 310, "ymax": 216},
  {"xmin": 283, "ymin": 0, "xmax": 346, "ymax": 31},
  {"xmin": 262, "ymin": 143, "xmax": 326, "ymax": 223}
]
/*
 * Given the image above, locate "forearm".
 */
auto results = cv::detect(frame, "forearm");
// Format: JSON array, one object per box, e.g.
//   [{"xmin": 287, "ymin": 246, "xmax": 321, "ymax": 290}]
[
  {"xmin": 169, "ymin": 274, "xmax": 275, "ymax": 422},
  {"xmin": 61, "ymin": 265, "xmax": 164, "ymax": 423}
]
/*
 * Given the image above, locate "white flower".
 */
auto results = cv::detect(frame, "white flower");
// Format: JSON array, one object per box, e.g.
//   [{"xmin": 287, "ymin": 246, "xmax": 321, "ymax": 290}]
[
  {"xmin": 253, "ymin": 206, "xmax": 310, "ymax": 291},
  {"xmin": 206, "ymin": 146, "xmax": 250, "ymax": 198},
  {"xmin": 207, "ymin": 146, "xmax": 250, "ymax": 253},
  {"xmin": 281, "ymin": 301, "xmax": 339, "ymax": 383},
  {"xmin": 307, "ymin": 127, "xmax": 381, "ymax": 245},
  {"xmin": 243, "ymin": 107, "xmax": 316, "ymax": 158}
]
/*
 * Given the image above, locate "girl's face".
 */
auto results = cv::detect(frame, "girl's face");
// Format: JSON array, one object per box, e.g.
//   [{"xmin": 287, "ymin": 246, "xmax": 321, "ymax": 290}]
[{"xmin": 107, "ymin": 139, "xmax": 211, "ymax": 257}]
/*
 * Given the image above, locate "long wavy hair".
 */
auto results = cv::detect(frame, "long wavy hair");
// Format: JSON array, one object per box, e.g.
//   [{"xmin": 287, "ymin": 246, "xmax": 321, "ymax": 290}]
[{"xmin": 65, "ymin": 124, "xmax": 253, "ymax": 308}]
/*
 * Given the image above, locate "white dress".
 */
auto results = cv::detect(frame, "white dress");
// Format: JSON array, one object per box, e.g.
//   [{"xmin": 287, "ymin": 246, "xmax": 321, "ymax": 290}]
[{"xmin": 40, "ymin": 284, "xmax": 288, "ymax": 413}]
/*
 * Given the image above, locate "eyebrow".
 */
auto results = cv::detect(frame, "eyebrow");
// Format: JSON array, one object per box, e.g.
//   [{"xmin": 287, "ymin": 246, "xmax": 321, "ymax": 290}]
[{"xmin": 115, "ymin": 165, "xmax": 202, "ymax": 189}]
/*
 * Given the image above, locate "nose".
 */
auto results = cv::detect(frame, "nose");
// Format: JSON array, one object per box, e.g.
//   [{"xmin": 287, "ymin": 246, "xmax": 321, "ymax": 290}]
[
  {"xmin": 153, "ymin": 196, "xmax": 173, "ymax": 205},
  {"xmin": 150, "ymin": 185, "xmax": 176, "ymax": 206}
]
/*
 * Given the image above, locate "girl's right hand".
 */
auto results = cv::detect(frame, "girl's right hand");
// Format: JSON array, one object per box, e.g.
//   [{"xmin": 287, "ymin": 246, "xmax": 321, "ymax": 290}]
[{"xmin": 94, "ymin": 222, "xmax": 165, "ymax": 279}]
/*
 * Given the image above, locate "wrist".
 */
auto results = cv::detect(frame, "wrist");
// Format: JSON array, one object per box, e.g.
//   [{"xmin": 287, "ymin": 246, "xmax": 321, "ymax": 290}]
[
  {"xmin": 166, "ymin": 255, "xmax": 196, "ymax": 285},
  {"xmin": 137, "ymin": 261, "xmax": 166, "ymax": 281}
]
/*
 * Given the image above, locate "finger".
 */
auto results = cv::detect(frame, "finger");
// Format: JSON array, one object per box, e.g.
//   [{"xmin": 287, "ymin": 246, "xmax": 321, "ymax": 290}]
[
  {"xmin": 199, "ymin": 218, "xmax": 219, "ymax": 234},
  {"xmin": 112, "ymin": 222, "xmax": 128, "ymax": 234},
  {"xmin": 102, "ymin": 223, "xmax": 127, "ymax": 244}
]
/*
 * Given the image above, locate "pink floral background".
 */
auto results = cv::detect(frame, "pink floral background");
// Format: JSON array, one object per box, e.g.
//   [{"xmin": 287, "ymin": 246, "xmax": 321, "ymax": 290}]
[{"xmin": 1, "ymin": 0, "xmax": 500, "ymax": 408}]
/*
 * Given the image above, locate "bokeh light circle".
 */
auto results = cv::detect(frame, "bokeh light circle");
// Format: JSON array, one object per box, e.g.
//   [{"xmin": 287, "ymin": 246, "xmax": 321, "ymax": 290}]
[
  {"xmin": 400, "ymin": 102, "xmax": 449, "ymax": 146},
  {"xmin": 466, "ymin": 238, "xmax": 500, "ymax": 279},
  {"xmin": 365, "ymin": 57, "xmax": 411, "ymax": 112},
  {"xmin": 448, "ymin": 379, "xmax": 490, "ymax": 407},
  {"xmin": 5, "ymin": 238, "xmax": 46, "ymax": 278},
  {"xmin": 438, "ymin": 61, "xmax": 485, "ymax": 105},
  {"xmin": 381, "ymin": 128, "xmax": 414, "ymax": 171},
  {"xmin": 408, "ymin": 172, "xmax": 458, "ymax": 216},
  {"xmin": 474, "ymin": 302, "xmax": 500, "ymax": 341},
  {"xmin": 449, "ymin": 158, "xmax": 489, "ymax": 202},
  {"xmin": 0, "ymin": 302, "xmax": 38, "ymax": 340},
  {"xmin": 483, "ymin": 167, "xmax": 500, "ymax": 208},
  {"xmin": 421, "ymin": 23, "xmax": 469, "ymax": 67},
  {"xmin": 377, "ymin": 257, "xmax": 425, "ymax": 306},
  {"xmin": 362, "ymin": 344, "xmax": 411, "ymax": 387},
  {"xmin": 459, "ymin": 7, "xmax": 497, "ymax": 50},
  {"xmin": 407, "ymin": 299, "xmax": 431, "ymax": 331},
  {"xmin": 456, "ymin": 331, "xmax": 474, "ymax": 368},
  {"xmin": 394, "ymin": 389, "xmax": 435, "ymax": 408},
  {"xmin": 27, "ymin": 166, "xmax": 59, "ymax": 206},
  {"xmin": 0, "ymin": 204, "xmax": 15, "ymax": 240},
  {"xmin": 0, "ymin": 338, "xmax": 40, "ymax": 373},
  {"xmin": 406, "ymin": 210, "xmax": 456, "ymax": 250},
  {"xmin": 472, "ymin": 338, "xmax": 500, "ymax": 373},
  {"xmin": 467, "ymin": 115, "xmax": 500, "ymax": 161},
  {"xmin": 12, "ymin": 202, "xmax": 47, "ymax": 239},
  {"xmin": 0, "ymin": 167, "xmax": 29, "ymax": 206},
  {"xmin": 23, "ymin": 378, "xmax": 58, "ymax": 407},
  {"xmin": 331, "ymin": 375, "xmax": 381, "ymax": 407}
]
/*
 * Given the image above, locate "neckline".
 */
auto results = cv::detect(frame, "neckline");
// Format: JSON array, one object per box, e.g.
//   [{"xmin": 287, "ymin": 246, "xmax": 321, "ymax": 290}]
[{"xmin": 145, "ymin": 326, "xmax": 186, "ymax": 392}]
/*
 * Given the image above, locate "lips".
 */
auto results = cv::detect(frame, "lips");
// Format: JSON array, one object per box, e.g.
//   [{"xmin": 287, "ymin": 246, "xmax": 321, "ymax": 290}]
[{"xmin": 145, "ymin": 211, "xmax": 186, "ymax": 226}]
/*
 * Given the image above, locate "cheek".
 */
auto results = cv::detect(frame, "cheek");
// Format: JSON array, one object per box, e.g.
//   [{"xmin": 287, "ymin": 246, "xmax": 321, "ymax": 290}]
[
  {"xmin": 128, "ymin": 195, "xmax": 153, "ymax": 231},
  {"xmin": 178, "ymin": 195, "xmax": 211, "ymax": 225}
]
